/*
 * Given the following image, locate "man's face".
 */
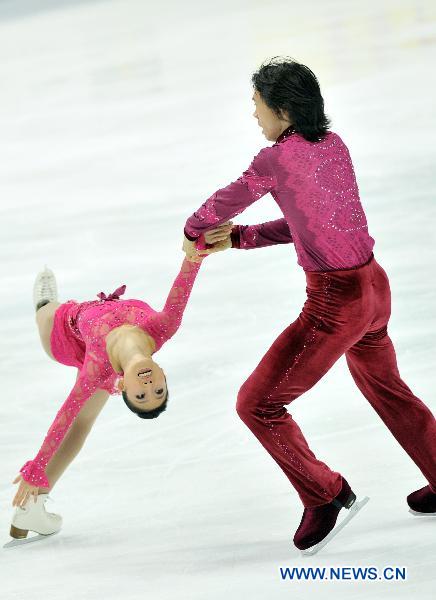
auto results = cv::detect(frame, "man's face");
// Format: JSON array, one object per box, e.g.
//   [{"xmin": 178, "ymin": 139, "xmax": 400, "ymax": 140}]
[{"xmin": 252, "ymin": 89, "xmax": 292, "ymax": 141}]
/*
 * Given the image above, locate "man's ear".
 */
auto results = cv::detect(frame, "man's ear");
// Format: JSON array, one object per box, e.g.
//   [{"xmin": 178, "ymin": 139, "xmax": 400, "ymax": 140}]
[
  {"xmin": 278, "ymin": 107, "xmax": 291, "ymax": 123},
  {"xmin": 117, "ymin": 378, "xmax": 125, "ymax": 392}
]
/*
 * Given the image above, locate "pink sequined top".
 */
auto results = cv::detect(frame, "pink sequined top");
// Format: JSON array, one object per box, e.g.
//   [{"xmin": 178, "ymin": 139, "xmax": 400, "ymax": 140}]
[
  {"xmin": 20, "ymin": 256, "xmax": 204, "ymax": 488},
  {"xmin": 184, "ymin": 127, "xmax": 375, "ymax": 271}
]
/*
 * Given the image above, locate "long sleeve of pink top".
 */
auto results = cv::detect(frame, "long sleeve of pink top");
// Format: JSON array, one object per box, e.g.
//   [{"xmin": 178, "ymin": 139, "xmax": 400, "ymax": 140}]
[
  {"xmin": 19, "ymin": 255, "xmax": 203, "ymax": 488},
  {"xmin": 183, "ymin": 146, "xmax": 293, "ymax": 250},
  {"xmin": 184, "ymin": 127, "xmax": 375, "ymax": 271}
]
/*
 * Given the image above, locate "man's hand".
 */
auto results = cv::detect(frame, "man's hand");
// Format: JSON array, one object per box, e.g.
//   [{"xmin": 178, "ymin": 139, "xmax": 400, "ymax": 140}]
[
  {"xmin": 203, "ymin": 221, "xmax": 233, "ymax": 245},
  {"xmin": 183, "ymin": 221, "xmax": 233, "ymax": 262},
  {"xmin": 204, "ymin": 237, "xmax": 232, "ymax": 254}
]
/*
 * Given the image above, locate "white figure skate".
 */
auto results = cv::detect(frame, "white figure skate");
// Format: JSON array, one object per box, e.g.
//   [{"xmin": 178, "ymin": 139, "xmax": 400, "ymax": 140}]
[
  {"xmin": 33, "ymin": 265, "xmax": 58, "ymax": 311},
  {"xmin": 4, "ymin": 494, "xmax": 62, "ymax": 549}
]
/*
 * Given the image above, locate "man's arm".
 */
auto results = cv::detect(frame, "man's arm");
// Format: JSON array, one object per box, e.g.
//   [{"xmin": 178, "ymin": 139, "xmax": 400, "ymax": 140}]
[
  {"xmin": 184, "ymin": 147, "xmax": 277, "ymax": 241},
  {"xmin": 229, "ymin": 218, "xmax": 293, "ymax": 249}
]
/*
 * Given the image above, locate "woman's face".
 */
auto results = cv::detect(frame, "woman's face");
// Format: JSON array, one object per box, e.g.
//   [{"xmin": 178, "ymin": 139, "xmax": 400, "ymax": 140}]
[
  {"xmin": 119, "ymin": 357, "xmax": 167, "ymax": 411},
  {"xmin": 252, "ymin": 89, "xmax": 292, "ymax": 141}
]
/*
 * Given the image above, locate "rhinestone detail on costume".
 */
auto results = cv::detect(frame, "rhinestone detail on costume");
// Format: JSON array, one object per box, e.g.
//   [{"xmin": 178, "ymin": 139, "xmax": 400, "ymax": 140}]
[{"xmin": 259, "ymin": 273, "xmax": 334, "ymax": 500}]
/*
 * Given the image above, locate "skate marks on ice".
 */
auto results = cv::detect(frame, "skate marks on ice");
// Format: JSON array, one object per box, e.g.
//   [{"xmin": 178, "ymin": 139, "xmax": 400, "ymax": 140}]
[
  {"xmin": 300, "ymin": 496, "xmax": 370, "ymax": 557},
  {"xmin": 3, "ymin": 530, "xmax": 60, "ymax": 549}
]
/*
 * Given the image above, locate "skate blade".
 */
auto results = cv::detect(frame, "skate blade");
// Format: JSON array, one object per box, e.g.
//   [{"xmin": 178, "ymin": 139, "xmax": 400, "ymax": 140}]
[
  {"xmin": 300, "ymin": 496, "xmax": 370, "ymax": 557},
  {"xmin": 3, "ymin": 530, "xmax": 59, "ymax": 549},
  {"xmin": 408, "ymin": 508, "xmax": 436, "ymax": 517}
]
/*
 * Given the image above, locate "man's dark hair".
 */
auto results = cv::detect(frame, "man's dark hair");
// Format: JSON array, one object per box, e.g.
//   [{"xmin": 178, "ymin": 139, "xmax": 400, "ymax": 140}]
[
  {"xmin": 251, "ymin": 56, "xmax": 331, "ymax": 142},
  {"xmin": 122, "ymin": 376, "xmax": 169, "ymax": 419}
]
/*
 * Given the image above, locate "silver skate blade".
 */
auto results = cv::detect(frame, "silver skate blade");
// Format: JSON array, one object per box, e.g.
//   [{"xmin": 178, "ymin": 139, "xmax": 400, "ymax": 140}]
[
  {"xmin": 300, "ymin": 496, "xmax": 370, "ymax": 557},
  {"xmin": 3, "ymin": 530, "xmax": 59, "ymax": 549},
  {"xmin": 408, "ymin": 508, "xmax": 436, "ymax": 517}
]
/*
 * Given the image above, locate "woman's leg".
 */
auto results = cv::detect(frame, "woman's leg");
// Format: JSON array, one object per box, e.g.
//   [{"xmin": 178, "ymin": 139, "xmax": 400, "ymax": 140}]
[
  {"xmin": 38, "ymin": 388, "xmax": 110, "ymax": 494},
  {"xmin": 35, "ymin": 301, "xmax": 61, "ymax": 361}
]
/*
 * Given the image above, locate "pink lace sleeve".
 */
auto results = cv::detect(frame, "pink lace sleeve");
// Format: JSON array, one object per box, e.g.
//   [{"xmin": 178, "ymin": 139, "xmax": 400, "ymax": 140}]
[
  {"xmin": 19, "ymin": 353, "xmax": 112, "ymax": 487},
  {"xmin": 184, "ymin": 147, "xmax": 277, "ymax": 241},
  {"xmin": 144, "ymin": 256, "xmax": 204, "ymax": 348},
  {"xmin": 230, "ymin": 218, "xmax": 294, "ymax": 249}
]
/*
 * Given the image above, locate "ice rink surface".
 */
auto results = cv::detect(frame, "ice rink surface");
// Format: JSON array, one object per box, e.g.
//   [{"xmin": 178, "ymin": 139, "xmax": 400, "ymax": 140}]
[{"xmin": 0, "ymin": 0, "xmax": 435, "ymax": 598}]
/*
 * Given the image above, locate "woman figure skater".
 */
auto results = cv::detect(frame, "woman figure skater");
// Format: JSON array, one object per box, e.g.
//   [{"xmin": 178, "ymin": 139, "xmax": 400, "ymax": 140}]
[
  {"xmin": 9, "ymin": 225, "xmax": 230, "ymax": 544},
  {"xmin": 181, "ymin": 56, "xmax": 436, "ymax": 553}
]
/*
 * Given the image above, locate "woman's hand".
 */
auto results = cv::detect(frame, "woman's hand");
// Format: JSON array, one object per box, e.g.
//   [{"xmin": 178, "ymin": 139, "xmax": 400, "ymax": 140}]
[
  {"xmin": 12, "ymin": 474, "xmax": 39, "ymax": 508},
  {"xmin": 182, "ymin": 237, "xmax": 204, "ymax": 263},
  {"xmin": 183, "ymin": 221, "xmax": 233, "ymax": 262}
]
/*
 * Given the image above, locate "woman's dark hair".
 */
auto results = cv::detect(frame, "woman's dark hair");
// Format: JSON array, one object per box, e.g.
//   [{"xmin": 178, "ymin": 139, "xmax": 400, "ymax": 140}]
[
  {"xmin": 251, "ymin": 56, "xmax": 331, "ymax": 142},
  {"xmin": 122, "ymin": 375, "xmax": 169, "ymax": 419}
]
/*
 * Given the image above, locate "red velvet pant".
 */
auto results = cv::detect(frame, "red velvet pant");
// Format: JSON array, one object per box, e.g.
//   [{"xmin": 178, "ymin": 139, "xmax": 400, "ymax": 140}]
[{"xmin": 236, "ymin": 253, "xmax": 436, "ymax": 507}]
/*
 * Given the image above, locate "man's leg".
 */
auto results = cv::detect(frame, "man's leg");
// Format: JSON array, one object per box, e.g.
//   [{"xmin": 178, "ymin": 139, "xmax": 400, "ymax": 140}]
[
  {"xmin": 344, "ymin": 257, "xmax": 436, "ymax": 490},
  {"xmin": 345, "ymin": 331, "xmax": 436, "ymax": 490},
  {"xmin": 236, "ymin": 309, "xmax": 365, "ymax": 508}
]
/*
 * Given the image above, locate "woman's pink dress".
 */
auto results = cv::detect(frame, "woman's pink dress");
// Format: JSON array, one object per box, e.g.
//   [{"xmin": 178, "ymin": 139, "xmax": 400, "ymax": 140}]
[{"xmin": 20, "ymin": 256, "xmax": 204, "ymax": 488}]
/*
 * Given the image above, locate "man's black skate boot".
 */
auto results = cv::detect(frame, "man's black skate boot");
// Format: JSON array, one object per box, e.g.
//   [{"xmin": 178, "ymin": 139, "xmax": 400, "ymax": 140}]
[
  {"xmin": 407, "ymin": 484, "xmax": 436, "ymax": 515},
  {"xmin": 293, "ymin": 476, "xmax": 356, "ymax": 551}
]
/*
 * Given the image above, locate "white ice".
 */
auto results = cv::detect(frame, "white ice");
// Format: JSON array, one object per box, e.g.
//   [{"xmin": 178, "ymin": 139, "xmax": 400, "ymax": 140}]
[{"xmin": 0, "ymin": 1, "xmax": 435, "ymax": 598}]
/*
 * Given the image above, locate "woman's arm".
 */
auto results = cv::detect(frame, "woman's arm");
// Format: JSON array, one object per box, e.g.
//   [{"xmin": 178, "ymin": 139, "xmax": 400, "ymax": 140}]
[
  {"xmin": 13, "ymin": 387, "xmax": 110, "ymax": 506},
  {"xmin": 18, "ymin": 354, "xmax": 110, "ymax": 488},
  {"xmin": 159, "ymin": 256, "xmax": 204, "ymax": 338},
  {"xmin": 143, "ymin": 255, "xmax": 205, "ymax": 350},
  {"xmin": 184, "ymin": 147, "xmax": 277, "ymax": 241},
  {"xmin": 38, "ymin": 388, "xmax": 110, "ymax": 493}
]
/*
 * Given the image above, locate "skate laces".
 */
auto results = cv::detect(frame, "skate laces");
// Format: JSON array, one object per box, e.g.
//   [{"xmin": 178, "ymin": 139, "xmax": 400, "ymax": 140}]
[{"xmin": 16, "ymin": 494, "xmax": 51, "ymax": 512}]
